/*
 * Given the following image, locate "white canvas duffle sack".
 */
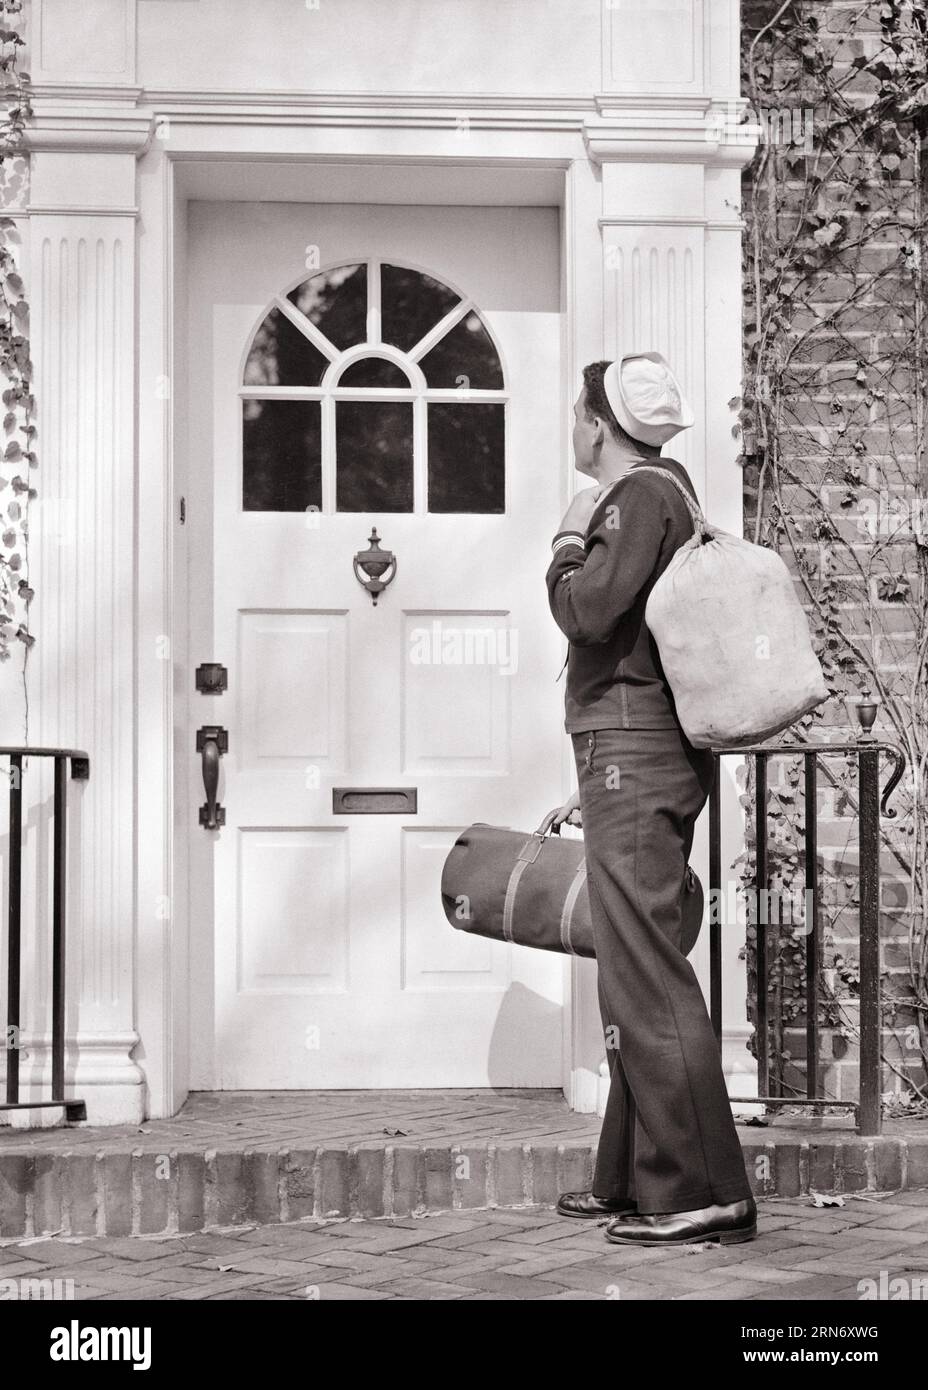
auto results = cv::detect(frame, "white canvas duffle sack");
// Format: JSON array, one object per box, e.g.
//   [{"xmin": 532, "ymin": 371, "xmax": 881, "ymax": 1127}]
[{"xmin": 629, "ymin": 466, "xmax": 829, "ymax": 748}]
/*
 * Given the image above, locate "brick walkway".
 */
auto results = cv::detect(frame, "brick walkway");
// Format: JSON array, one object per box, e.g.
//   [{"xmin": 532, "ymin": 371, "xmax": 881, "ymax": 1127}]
[
  {"xmin": 3, "ymin": 1092, "xmax": 927, "ymax": 1235},
  {"xmin": 0, "ymin": 1089, "xmax": 600, "ymax": 1152},
  {"xmin": 3, "ymin": 1193, "xmax": 928, "ymax": 1300},
  {"xmin": 6, "ymin": 1089, "xmax": 925, "ymax": 1155}
]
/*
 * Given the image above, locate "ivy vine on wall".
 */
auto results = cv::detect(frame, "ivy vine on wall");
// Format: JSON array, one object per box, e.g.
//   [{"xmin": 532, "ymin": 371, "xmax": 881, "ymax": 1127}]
[
  {"xmin": 740, "ymin": 0, "xmax": 928, "ymax": 1113},
  {"xmin": 0, "ymin": 0, "xmax": 32, "ymax": 668}
]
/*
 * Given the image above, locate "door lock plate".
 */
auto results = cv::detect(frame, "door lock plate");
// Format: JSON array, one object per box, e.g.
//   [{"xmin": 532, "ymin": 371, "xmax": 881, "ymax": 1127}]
[{"xmin": 196, "ymin": 663, "xmax": 228, "ymax": 694}]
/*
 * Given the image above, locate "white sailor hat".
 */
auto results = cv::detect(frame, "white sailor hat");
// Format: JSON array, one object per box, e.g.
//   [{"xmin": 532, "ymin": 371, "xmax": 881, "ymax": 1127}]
[{"xmin": 603, "ymin": 352, "xmax": 694, "ymax": 447}]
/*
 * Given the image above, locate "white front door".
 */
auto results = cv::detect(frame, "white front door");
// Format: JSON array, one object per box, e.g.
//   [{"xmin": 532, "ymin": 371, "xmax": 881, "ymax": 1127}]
[{"xmin": 185, "ymin": 199, "xmax": 565, "ymax": 1088}]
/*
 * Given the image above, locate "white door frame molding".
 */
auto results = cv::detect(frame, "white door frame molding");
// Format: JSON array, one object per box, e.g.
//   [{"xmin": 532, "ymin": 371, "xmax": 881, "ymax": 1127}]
[{"xmin": 19, "ymin": 94, "xmax": 756, "ymax": 1121}]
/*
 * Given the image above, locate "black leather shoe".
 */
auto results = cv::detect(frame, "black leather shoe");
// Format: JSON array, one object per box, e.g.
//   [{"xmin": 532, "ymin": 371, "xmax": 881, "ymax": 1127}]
[
  {"xmin": 604, "ymin": 1196, "xmax": 757, "ymax": 1246},
  {"xmin": 556, "ymin": 1191, "xmax": 637, "ymax": 1219}
]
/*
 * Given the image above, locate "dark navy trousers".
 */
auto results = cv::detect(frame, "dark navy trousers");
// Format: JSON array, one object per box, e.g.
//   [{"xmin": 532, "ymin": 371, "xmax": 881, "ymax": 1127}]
[{"xmin": 572, "ymin": 723, "xmax": 752, "ymax": 1214}]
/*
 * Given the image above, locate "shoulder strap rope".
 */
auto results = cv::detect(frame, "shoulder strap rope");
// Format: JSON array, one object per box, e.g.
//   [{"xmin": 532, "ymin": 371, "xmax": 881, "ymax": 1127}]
[{"xmin": 616, "ymin": 465, "xmax": 709, "ymax": 537}]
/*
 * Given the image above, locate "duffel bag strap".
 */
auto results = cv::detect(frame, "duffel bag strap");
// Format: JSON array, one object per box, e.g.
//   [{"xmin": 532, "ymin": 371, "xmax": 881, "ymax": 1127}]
[
  {"xmin": 502, "ymin": 858, "xmax": 531, "ymax": 943},
  {"xmin": 559, "ymin": 858, "xmax": 588, "ymax": 954},
  {"xmin": 533, "ymin": 807, "xmax": 563, "ymax": 838},
  {"xmin": 504, "ymin": 810, "xmax": 569, "ymax": 943},
  {"xmin": 504, "ymin": 830, "xmax": 587, "ymax": 949}
]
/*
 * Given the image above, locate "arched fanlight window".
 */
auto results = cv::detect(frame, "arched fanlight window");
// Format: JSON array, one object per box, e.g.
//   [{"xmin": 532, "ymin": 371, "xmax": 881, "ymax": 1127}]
[{"xmin": 240, "ymin": 260, "xmax": 506, "ymax": 514}]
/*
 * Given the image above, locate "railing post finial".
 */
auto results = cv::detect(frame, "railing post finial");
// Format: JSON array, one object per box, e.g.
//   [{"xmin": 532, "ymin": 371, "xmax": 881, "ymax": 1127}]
[{"xmin": 853, "ymin": 688, "xmax": 879, "ymax": 741}]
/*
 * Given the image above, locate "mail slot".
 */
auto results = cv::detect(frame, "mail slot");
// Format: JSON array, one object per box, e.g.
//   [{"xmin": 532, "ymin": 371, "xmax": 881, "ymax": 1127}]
[{"xmin": 332, "ymin": 787, "xmax": 418, "ymax": 814}]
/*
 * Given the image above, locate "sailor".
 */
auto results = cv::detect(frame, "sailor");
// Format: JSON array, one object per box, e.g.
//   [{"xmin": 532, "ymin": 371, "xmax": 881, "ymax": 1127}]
[{"xmin": 546, "ymin": 354, "xmax": 757, "ymax": 1246}]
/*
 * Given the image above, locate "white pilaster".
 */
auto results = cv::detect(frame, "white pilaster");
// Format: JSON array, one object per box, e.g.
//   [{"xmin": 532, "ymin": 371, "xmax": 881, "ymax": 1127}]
[{"xmin": 11, "ymin": 110, "xmax": 154, "ymax": 1124}]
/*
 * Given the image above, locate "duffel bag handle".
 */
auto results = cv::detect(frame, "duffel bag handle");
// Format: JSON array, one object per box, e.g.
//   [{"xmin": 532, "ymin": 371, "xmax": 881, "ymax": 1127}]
[
  {"xmin": 516, "ymin": 807, "xmax": 566, "ymax": 867},
  {"xmin": 533, "ymin": 808, "xmax": 564, "ymax": 838}
]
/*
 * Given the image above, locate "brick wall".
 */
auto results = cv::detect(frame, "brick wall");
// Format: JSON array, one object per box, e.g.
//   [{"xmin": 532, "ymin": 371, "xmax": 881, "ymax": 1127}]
[{"xmin": 740, "ymin": 0, "xmax": 926, "ymax": 1106}]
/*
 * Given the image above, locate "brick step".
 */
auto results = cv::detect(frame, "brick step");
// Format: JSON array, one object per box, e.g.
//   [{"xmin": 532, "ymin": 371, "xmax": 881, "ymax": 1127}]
[{"xmin": 2, "ymin": 1132, "xmax": 928, "ymax": 1238}]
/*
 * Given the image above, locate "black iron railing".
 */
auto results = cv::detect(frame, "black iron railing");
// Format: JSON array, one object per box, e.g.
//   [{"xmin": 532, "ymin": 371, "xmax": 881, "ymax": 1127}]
[
  {"xmin": 1, "ymin": 747, "xmax": 90, "ymax": 1122},
  {"xmin": 708, "ymin": 736, "xmax": 906, "ymax": 1137}
]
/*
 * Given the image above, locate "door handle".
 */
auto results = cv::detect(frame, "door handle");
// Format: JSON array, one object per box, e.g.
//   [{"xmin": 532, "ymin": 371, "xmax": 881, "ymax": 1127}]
[{"xmin": 197, "ymin": 725, "xmax": 228, "ymax": 828}]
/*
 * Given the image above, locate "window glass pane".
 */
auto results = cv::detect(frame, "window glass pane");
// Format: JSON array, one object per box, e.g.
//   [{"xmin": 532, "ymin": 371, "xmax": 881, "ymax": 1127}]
[
  {"xmin": 336, "ymin": 401, "xmax": 413, "ymax": 512},
  {"xmin": 418, "ymin": 312, "xmax": 503, "ymax": 389},
  {"xmin": 380, "ymin": 263, "xmax": 460, "ymax": 353},
  {"xmin": 243, "ymin": 308, "xmax": 329, "ymax": 386},
  {"xmin": 287, "ymin": 264, "xmax": 367, "ymax": 351},
  {"xmin": 427, "ymin": 403, "xmax": 505, "ymax": 513},
  {"xmin": 243, "ymin": 399, "xmax": 322, "ymax": 512},
  {"xmin": 338, "ymin": 357, "xmax": 411, "ymax": 388}
]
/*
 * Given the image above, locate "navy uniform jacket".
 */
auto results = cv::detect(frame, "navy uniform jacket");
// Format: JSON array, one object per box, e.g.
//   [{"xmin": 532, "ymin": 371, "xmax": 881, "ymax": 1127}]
[{"xmin": 545, "ymin": 458, "xmax": 700, "ymax": 734}]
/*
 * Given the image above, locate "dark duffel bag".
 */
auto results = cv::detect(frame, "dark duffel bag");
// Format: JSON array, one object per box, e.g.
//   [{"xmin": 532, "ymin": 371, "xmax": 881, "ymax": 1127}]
[{"xmin": 440, "ymin": 810, "xmax": 703, "ymax": 958}]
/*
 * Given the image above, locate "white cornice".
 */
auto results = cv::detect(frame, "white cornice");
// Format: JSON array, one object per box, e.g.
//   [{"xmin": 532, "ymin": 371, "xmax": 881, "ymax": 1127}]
[
  {"xmin": 28, "ymin": 83, "xmax": 748, "ymax": 111},
  {"xmin": 24, "ymin": 101, "xmax": 156, "ymax": 155},
  {"xmin": 20, "ymin": 89, "xmax": 759, "ymax": 165},
  {"xmin": 584, "ymin": 111, "xmax": 759, "ymax": 168}
]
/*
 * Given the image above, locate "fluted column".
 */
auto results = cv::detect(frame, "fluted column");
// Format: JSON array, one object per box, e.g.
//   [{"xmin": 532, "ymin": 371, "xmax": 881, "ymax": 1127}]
[{"xmin": 8, "ymin": 116, "xmax": 152, "ymax": 1124}]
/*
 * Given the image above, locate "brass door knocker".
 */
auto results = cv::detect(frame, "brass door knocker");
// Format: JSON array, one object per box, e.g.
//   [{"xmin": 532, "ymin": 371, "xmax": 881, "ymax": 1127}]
[{"xmin": 353, "ymin": 528, "xmax": 397, "ymax": 606}]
